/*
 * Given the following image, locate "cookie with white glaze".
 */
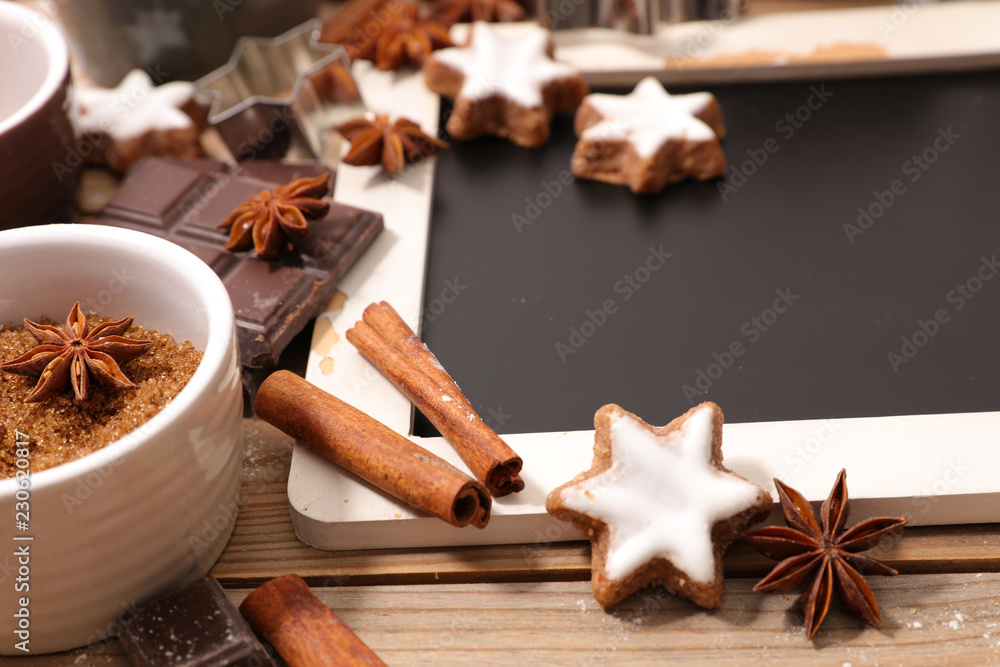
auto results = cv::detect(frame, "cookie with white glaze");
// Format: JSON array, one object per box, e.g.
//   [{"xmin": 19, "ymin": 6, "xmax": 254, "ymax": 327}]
[
  {"xmin": 571, "ymin": 77, "xmax": 727, "ymax": 194},
  {"xmin": 76, "ymin": 69, "xmax": 204, "ymax": 175},
  {"xmin": 546, "ymin": 402, "xmax": 770, "ymax": 608},
  {"xmin": 423, "ymin": 22, "xmax": 588, "ymax": 149}
]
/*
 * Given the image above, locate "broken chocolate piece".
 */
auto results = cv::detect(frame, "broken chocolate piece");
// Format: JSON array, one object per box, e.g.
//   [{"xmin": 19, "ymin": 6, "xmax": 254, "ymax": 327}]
[
  {"xmin": 118, "ymin": 575, "xmax": 277, "ymax": 667},
  {"xmin": 89, "ymin": 158, "xmax": 383, "ymax": 407}
]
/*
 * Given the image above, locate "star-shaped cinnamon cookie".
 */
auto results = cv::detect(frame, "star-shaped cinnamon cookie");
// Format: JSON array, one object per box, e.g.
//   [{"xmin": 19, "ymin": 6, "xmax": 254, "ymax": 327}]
[
  {"xmin": 546, "ymin": 402, "xmax": 771, "ymax": 608},
  {"xmin": 423, "ymin": 22, "xmax": 588, "ymax": 148},
  {"xmin": 571, "ymin": 77, "xmax": 727, "ymax": 194},
  {"xmin": 76, "ymin": 69, "xmax": 204, "ymax": 175}
]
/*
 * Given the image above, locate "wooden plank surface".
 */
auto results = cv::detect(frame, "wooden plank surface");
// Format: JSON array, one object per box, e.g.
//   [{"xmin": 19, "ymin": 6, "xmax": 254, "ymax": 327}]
[
  {"xmin": 35, "ymin": 575, "xmax": 1000, "ymax": 665},
  {"xmin": 225, "ymin": 420, "xmax": 1000, "ymax": 587},
  {"xmin": 15, "ymin": 385, "xmax": 1000, "ymax": 664}
]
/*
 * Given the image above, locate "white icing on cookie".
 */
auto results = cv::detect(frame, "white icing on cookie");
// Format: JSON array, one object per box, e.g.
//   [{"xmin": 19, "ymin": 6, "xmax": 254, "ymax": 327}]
[
  {"xmin": 581, "ymin": 77, "xmax": 717, "ymax": 158},
  {"xmin": 431, "ymin": 22, "xmax": 579, "ymax": 109},
  {"xmin": 557, "ymin": 404, "xmax": 764, "ymax": 584},
  {"xmin": 76, "ymin": 69, "xmax": 195, "ymax": 140}
]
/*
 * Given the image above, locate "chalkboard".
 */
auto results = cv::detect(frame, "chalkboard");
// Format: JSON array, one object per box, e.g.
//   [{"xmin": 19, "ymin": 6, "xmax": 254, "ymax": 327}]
[{"xmin": 415, "ymin": 69, "xmax": 1000, "ymax": 437}]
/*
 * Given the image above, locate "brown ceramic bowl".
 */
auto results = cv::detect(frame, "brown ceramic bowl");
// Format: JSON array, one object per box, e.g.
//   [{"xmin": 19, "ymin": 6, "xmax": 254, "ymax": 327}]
[{"xmin": 0, "ymin": 3, "xmax": 79, "ymax": 227}]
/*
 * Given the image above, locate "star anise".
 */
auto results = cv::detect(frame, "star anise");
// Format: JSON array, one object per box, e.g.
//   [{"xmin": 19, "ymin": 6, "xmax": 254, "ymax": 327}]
[
  {"xmin": 312, "ymin": 59, "xmax": 362, "ymax": 104},
  {"xmin": 348, "ymin": 1, "xmax": 453, "ymax": 71},
  {"xmin": 743, "ymin": 469, "xmax": 906, "ymax": 639},
  {"xmin": 0, "ymin": 302, "xmax": 153, "ymax": 403},
  {"xmin": 336, "ymin": 114, "xmax": 448, "ymax": 174},
  {"xmin": 430, "ymin": 0, "xmax": 525, "ymax": 24},
  {"xmin": 218, "ymin": 173, "xmax": 330, "ymax": 260}
]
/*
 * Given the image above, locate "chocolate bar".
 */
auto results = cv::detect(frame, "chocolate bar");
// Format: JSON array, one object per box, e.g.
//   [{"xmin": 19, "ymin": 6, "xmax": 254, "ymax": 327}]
[
  {"xmin": 90, "ymin": 158, "xmax": 382, "ymax": 407},
  {"xmin": 118, "ymin": 575, "xmax": 278, "ymax": 667}
]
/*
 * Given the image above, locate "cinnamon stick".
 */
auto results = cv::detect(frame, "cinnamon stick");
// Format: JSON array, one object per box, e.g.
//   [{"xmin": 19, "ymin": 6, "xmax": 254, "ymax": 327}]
[
  {"xmin": 240, "ymin": 574, "xmax": 386, "ymax": 667},
  {"xmin": 346, "ymin": 301, "xmax": 525, "ymax": 497},
  {"xmin": 255, "ymin": 370, "xmax": 490, "ymax": 529}
]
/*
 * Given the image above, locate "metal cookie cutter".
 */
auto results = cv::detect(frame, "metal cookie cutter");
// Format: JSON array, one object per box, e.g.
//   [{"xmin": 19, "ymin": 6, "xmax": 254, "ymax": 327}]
[
  {"xmin": 539, "ymin": 0, "xmax": 743, "ymax": 35},
  {"xmin": 195, "ymin": 19, "xmax": 366, "ymax": 163}
]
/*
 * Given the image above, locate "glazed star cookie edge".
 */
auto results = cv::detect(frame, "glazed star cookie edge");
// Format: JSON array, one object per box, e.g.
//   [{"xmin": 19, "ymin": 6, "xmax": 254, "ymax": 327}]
[
  {"xmin": 75, "ymin": 69, "xmax": 205, "ymax": 175},
  {"xmin": 423, "ymin": 21, "xmax": 589, "ymax": 148},
  {"xmin": 545, "ymin": 402, "xmax": 772, "ymax": 608},
  {"xmin": 571, "ymin": 77, "xmax": 727, "ymax": 194}
]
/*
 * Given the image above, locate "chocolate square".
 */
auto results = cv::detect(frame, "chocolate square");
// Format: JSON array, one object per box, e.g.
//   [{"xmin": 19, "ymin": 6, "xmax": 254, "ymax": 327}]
[
  {"xmin": 90, "ymin": 158, "xmax": 383, "ymax": 405},
  {"xmin": 117, "ymin": 575, "xmax": 277, "ymax": 667}
]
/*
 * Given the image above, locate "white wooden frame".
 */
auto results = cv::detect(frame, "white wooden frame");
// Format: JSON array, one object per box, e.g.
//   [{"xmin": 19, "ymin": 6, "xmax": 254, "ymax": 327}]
[{"xmin": 287, "ymin": 10, "xmax": 1000, "ymax": 550}]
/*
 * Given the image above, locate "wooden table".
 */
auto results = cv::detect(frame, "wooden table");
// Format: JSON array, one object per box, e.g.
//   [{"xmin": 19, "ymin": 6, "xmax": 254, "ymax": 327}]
[{"xmin": 24, "ymin": 417, "xmax": 1000, "ymax": 665}]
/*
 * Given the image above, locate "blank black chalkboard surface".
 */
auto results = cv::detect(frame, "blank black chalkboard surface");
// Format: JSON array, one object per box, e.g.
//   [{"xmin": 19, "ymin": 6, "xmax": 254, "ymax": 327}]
[{"xmin": 415, "ymin": 69, "xmax": 1000, "ymax": 438}]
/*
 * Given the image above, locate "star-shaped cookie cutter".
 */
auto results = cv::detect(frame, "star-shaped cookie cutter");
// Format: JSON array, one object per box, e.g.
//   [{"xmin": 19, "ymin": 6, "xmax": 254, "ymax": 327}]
[{"xmin": 195, "ymin": 19, "xmax": 366, "ymax": 164}]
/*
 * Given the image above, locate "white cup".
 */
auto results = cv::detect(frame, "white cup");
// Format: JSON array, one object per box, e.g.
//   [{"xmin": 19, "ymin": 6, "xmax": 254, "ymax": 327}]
[{"xmin": 0, "ymin": 224, "xmax": 243, "ymax": 654}]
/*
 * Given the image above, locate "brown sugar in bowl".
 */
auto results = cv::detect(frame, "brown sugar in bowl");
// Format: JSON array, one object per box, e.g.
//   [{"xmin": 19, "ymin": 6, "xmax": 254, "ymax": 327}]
[
  {"xmin": 0, "ymin": 316, "xmax": 204, "ymax": 475},
  {"xmin": 0, "ymin": 224, "xmax": 243, "ymax": 654}
]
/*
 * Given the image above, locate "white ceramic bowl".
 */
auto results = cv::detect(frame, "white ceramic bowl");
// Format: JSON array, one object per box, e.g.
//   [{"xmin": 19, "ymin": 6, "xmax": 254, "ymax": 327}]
[
  {"xmin": 0, "ymin": 3, "xmax": 79, "ymax": 225},
  {"xmin": 0, "ymin": 225, "xmax": 243, "ymax": 654}
]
